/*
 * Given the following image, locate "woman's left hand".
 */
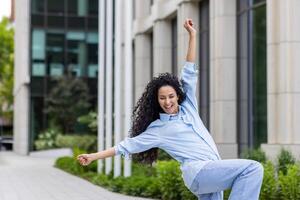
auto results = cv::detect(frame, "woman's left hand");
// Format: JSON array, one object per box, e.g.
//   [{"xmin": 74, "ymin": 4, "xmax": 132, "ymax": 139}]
[{"xmin": 184, "ymin": 19, "xmax": 196, "ymax": 36}]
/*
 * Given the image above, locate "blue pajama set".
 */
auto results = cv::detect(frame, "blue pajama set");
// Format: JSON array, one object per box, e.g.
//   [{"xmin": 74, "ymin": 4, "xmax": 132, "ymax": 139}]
[{"xmin": 114, "ymin": 62, "xmax": 263, "ymax": 200}]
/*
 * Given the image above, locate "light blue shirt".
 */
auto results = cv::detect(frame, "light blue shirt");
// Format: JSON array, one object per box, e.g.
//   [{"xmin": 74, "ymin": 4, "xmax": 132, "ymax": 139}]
[{"xmin": 114, "ymin": 62, "xmax": 221, "ymax": 189}]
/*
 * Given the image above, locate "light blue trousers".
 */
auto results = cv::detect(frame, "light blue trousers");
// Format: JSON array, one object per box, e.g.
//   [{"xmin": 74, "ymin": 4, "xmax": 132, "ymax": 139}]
[{"xmin": 190, "ymin": 159, "xmax": 264, "ymax": 200}]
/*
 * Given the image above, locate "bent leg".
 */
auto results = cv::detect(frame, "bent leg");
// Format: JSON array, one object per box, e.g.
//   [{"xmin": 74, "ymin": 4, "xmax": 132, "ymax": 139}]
[{"xmin": 191, "ymin": 159, "xmax": 263, "ymax": 200}]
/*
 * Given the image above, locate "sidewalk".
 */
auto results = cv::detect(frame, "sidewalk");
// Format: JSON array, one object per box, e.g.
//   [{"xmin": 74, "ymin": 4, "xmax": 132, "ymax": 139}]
[{"xmin": 0, "ymin": 152, "xmax": 154, "ymax": 200}]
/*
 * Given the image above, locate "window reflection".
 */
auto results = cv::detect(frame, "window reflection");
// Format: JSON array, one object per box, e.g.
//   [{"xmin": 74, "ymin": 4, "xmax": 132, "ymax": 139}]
[
  {"xmin": 237, "ymin": 0, "xmax": 267, "ymax": 153},
  {"xmin": 47, "ymin": 32, "xmax": 65, "ymax": 76},
  {"xmin": 31, "ymin": 0, "xmax": 44, "ymax": 13},
  {"xmin": 47, "ymin": 0, "xmax": 65, "ymax": 15},
  {"xmin": 67, "ymin": 31, "xmax": 86, "ymax": 77}
]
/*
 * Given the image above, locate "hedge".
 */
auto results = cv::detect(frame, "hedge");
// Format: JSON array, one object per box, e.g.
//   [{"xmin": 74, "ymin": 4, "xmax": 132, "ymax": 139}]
[{"xmin": 55, "ymin": 149, "xmax": 300, "ymax": 200}]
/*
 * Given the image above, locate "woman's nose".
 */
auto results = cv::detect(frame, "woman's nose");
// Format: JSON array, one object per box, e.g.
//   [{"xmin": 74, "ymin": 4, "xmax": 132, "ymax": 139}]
[{"xmin": 165, "ymin": 98, "xmax": 170, "ymax": 105}]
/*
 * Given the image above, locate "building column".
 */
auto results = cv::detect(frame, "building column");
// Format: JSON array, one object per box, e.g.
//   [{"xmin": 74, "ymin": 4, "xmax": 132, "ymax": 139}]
[
  {"xmin": 113, "ymin": 0, "xmax": 122, "ymax": 178},
  {"xmin": 177, "ymin": 1, "xmax": 199, "ymax": 72},
  {"xmin": 13, "ymin": 0, "xmax": 30, "ymax": 155},
  {"xmin": 153, "ymin": 20, "xmax": 172, "ymax": 75},
  {"xmin": 134, "ymin": 35, "xmax": 152, "ymax": 102},
  {"xmin": 209, "ymin": 0, "xmax": 238, "ymax": 158},
  {"xmin": 261, "ymin": 0, "xmax": 300, "ymax": 160},
  {"xmin": 134, "ymin": 0, "xmax": 152, "ymax": 101},
  {"xmin": 123, "ymin": 0, "xmax": 133, "ymax": 177},
  {"xmin": 104, "ymin": 0, "xmax": 113, "ymax": 175}
]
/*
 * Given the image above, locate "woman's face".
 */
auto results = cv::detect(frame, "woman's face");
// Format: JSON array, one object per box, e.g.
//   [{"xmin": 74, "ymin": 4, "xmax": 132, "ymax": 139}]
[{"xmin": 158, "ymin": 85, "xmax": 179, "ymax": 114}]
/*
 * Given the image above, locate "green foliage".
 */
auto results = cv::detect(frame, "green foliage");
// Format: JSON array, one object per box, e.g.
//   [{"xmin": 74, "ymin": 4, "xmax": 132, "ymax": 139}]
[
  {"xmin": 157, "ymin": 149, "xmax": 173, "ymax": 161},
  {"xmin": 155, "ymin": 160, "xmax": 182, "ymax": 199},
  {"xmin": 77, "ymin": 111, "xmax": 97, "ymax": 133},
  {"xmin": 45, "ymin": 76, "xmax": 91, "ymax": 133},
  {"xmin": 0, "ymin": 17, "xmax": 14, "ymax": 122},
  {"xmin": 156, "ymin": 160, "xmax": 196, "ymax": 200},
  {"xmin": 121, "ymin": 176, "xmax": 160, "ymax": 198},
  {"xmin": 55, "ymin": 152, "xmax": 300, "ymax": 200},
  {"xmin": 91, "ymin": 173, "xmax": 111, "ymax": 187},
  {"xmin": 241, "ymin": 148, "xmax": 267, "ymax": 163},
  {"xmin": 55, "ymin": 155, "xmax": 97, "ymax": 175},
  {"xmin": 55, "ymin": 134, "xmax": 97, "ymax": 152},
  {"xmin": 132, "ymin": 162, "xmax": 156, "ymax": 177},
  {"xmin": 260, "ymin": 161, "xmax": 279, "ymax": 200},
  {"xmin": 34, "ymin": 128, "xmax": 61, "ymax": 150},
  {"xmin": 277, "ymin": 148, "xmax": 296, "ymax": 175},
  {"xmin": 278, "ymin": 164, "xmax": 300, "ymax": 200},
  {"xmin": 223, "ymin": 189, "xmax": 231, "ymax": 200}
]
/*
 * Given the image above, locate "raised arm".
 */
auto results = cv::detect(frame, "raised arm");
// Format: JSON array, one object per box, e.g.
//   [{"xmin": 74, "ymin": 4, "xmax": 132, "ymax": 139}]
[
  {"xmin": 184, "ymin": 19, "xmax": 196, "ymax": 62},
  {"xmin": 181, "ymin": 19, "xmax": 198, "ymax": 110}
]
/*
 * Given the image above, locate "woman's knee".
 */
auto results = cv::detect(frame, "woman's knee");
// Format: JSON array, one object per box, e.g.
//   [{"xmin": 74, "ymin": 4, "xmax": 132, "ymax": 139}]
[{"xmin": 250, "ymin": 160, "xmax": 264, "ymax": 178}]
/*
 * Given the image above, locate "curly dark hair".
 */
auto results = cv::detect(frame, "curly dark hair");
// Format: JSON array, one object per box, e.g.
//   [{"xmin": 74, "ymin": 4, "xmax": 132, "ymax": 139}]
[{"xmin": 130, "ymin": 73, "xmax": 186, "ymax": 165}]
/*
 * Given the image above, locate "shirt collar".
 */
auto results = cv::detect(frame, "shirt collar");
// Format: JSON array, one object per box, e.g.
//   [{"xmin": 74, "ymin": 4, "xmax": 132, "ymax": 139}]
[{"xmin": 159, "ymin": 105, "xmax": 182, "ymax": 122}]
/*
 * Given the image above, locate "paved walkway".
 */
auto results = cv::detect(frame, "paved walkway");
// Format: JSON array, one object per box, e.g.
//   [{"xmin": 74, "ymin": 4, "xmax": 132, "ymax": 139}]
[{"xmin": 0, "ymin": 152, "xmax": 154, "ymax": 200}]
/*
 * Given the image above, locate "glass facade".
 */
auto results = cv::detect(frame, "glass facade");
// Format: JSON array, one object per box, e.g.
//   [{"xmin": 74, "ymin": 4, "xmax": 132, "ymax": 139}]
[
  {"xmin": 237, "ymin": 0, "xmax": 267, "ymax": 153},
  {"xmin": 30, "ymin": 0, "xmax": 98, "ymax": 150}
]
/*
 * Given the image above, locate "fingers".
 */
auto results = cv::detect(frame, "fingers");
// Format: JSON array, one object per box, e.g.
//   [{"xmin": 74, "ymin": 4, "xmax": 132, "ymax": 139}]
[
  {"xmin": 184, "ymin": 18, "xmax": 193, "ymax": 28},
  {"xmin": 77, "ymin": 154, "xmax": 90, "ymax": 166}
]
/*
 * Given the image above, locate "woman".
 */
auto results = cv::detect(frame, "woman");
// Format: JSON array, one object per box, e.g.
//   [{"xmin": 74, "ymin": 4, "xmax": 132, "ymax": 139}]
[{"xmin": 78, "ymin": 19, "xmax": 263, "ymax": 200}]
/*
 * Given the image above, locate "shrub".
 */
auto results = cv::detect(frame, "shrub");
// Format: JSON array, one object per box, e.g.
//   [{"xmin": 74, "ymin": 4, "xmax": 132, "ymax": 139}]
[
  {"xmin": 277, "ymin": 148, "xmax": 296, "ymax": 175},
  {"xmin": 77, "ymin": 111, "xmax": 98, "ymax": 133},
  {"xmin": 34, "ymin": 128, "xmax": 61, "ymax": 150},
  {"xmin": 55, "ymin": 154, "xmax": 97, "ymax": 175},
  {"xmin": 109, "ymin": 176, "xmax": 126, "ymax": 193},
  {"xmin": 260, "ymin": 161, "xmax": 279, "ymax": 200},
  {"xmin": 121, "ymin": 176, "xmax": 160, "ymax": 197},
  {"xmin": 156, "ymin": 160, "xmax": 196, "ymax": 200},
  {"xmin": 132, "ymin": 162, "xmax": 156, "ymax": 177},
  {"xmin": 241, "ymin": 148, "xmax": 267, "ymax": 163},
  {"xmin": 91, "ymin": 173, "xmax": 111, "ymax": 187},
  {"xmin": 157, "ymin": 149, "xmax": 173, "ymax": 161},
  {"xmin": 223, "ymin": 189, "xmax": 231, "ymax": 200},
  {"xmin": 55, "ymin": 134, "xmax": 97, "ymax": 152},
  {"xmin": 278, "ymin": 164, "xmax": 300, "ymax": 200}
]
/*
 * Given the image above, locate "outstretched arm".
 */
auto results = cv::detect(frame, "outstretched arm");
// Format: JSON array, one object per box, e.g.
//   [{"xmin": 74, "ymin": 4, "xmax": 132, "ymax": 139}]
[
  {"xmin": 77, "ymin": 130, "xmax": 159, "ymax": 166},
  {"xmin": 184, "ymin": 19, "xmax": 196, "ymax": 62},
  {"xmin": 77, "ymin": 147, "xmax": 115, "ymax": 166}
]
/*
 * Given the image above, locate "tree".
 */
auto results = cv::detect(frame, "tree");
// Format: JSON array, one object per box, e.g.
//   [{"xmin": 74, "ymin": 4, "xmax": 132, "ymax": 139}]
[
  {"xmin": 0, "ymin": 17, "xmax": 14, "ymax": 122},
  {"xmin": 45, "ymin": 75, "xmax": 91, "ymax": 133}
]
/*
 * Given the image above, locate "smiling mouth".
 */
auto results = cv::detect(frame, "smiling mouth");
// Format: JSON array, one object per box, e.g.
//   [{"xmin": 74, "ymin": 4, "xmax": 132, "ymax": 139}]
[{"xmin": 165, "ymin": 105, "xmax": 173, "ymax": 110}]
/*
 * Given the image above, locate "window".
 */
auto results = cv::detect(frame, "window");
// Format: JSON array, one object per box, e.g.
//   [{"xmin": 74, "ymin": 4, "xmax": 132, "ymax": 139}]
[
  {"xmin": 32, "ymin": 29, "xmax": 46, "ymax": 76},
  {"xmin": 67, "ymin": 0, "xmax": 88, "ymax": 16},
  {"xmin": 237, "ymin": 0, "xmax": 267, "ymax": 153},
  {"xmin": 199, "ymin": 0, "xmax": 210, "ymax": 129},
  {"xmin": 30, "ymin": 0, "xmax": 99, "ymax": 150},
  {"xmin": 171, "ymin": 17, "xmax": 177, "ymax": 75},
  {"xmin": 47, "ymin": 0, "xmax": 65, "ymax": 15},
  {"xmin": 46, "ymin": 32, "xmax": 65, "ymax": 76}
]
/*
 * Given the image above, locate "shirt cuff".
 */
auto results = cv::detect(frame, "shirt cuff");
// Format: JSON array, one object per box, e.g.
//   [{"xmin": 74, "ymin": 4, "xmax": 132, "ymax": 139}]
[
  {"xmin": 114, "ymin": 145, "xmax": 132, "ymax": 159},
  {"xmin": 183, "ymin": 62, "xmax": 198, "ymax": 74}
]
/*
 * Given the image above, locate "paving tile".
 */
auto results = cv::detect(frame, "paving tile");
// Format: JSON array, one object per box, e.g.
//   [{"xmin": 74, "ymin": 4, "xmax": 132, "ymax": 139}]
[{"xmin": 0, "ymin": 152, "xmax": 155, "ymax": 200}]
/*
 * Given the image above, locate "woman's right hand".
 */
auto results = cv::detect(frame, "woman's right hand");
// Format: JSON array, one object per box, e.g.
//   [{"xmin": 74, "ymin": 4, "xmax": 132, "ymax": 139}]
[{"xmin": 77, "ymin": 154, "xmax": 94, "ymax": 166}]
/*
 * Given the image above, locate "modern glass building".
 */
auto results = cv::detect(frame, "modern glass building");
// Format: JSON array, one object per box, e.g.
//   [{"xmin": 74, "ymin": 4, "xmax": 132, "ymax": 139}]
[{"xmin": 14, "ymin": 0, "xmax": 98, "ymax": 152}]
